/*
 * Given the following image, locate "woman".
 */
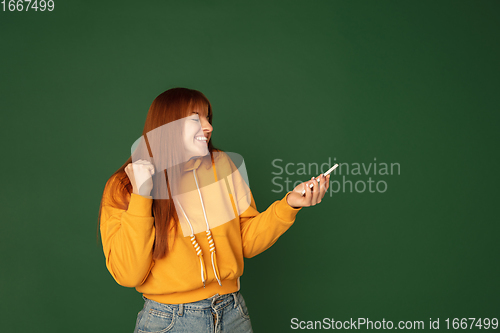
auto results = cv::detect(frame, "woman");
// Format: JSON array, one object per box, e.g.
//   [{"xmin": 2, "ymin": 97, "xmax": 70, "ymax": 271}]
[{"xmin": 97, "ymin": 88, "xmax": 330, "ymax": 333}]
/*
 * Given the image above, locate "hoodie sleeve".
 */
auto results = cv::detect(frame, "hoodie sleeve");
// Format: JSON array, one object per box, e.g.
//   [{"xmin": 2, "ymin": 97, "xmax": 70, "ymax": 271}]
[
  {"xmin": 216, "ymin": 150, "xmax": 302, "ymax": 258},
  {"xmin": 234, "ymin": 178, "xmax": 302, "ymax": 258},
  {"xmin": 99, "ymin": 192, "xmax": 156, "ymax": 287}
]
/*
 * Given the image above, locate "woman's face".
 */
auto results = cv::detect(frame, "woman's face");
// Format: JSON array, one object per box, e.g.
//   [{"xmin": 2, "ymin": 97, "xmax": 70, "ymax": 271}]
[{"xmin": 183, "ymin": 108, "xmax": 213, "ymax": 160}]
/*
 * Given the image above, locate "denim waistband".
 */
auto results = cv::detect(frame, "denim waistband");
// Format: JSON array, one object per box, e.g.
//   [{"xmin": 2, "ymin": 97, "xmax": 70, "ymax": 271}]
[{"xmin": 143, "ymin": 291, "xmax": 240, "ymax": 315}]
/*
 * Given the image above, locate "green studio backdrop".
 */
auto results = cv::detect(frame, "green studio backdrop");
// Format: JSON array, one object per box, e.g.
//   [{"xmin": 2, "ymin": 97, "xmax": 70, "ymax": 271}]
[{"xmin": 1, "ymin": 1, "xmax": 499, "ymax": 332}]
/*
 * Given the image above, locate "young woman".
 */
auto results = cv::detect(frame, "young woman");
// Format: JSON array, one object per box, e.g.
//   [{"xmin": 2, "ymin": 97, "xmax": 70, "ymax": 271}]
[{"xmin": 97, "ymin": 88, "xmax": 330, "ymax": 333}]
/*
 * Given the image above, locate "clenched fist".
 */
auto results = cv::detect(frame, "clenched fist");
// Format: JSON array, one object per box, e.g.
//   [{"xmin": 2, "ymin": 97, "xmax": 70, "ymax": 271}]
[{"xmin": 124, "ymin": 159, "xmax": 155, "ymax": 197}]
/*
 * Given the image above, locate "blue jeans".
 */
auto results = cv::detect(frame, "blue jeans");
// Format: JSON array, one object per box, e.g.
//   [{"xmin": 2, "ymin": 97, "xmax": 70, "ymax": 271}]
[{"xmin": 134, "ymin": 291, "xmax": 253, "ymax": 333}]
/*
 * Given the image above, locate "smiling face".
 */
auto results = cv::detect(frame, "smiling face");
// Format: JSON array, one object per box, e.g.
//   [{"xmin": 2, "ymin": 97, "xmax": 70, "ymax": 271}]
[{"xmin": 182, "ymin": 108, "xmax": 213, "ymax": 160}]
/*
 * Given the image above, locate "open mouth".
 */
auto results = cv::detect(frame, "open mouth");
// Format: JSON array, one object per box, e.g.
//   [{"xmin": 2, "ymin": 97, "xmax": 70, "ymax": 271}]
[{"xmin": 195, "ymin": 135, "xmax": 207, "ymax": 143}]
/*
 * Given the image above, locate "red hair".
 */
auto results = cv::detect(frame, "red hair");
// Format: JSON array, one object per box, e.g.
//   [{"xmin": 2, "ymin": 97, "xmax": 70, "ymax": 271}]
[{"xmin": 97, "ymin": 87, "xmax": 221, "ymax": 260}]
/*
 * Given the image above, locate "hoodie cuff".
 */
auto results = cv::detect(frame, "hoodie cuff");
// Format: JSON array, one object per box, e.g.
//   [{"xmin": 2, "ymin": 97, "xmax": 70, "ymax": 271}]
[
  {"xmin": 127, "ymin": 193, "xmax": 153, "ymax": 217},
  {"xmin": 275, "ymin": 192, "xmax": 302, "ymax": 222}
]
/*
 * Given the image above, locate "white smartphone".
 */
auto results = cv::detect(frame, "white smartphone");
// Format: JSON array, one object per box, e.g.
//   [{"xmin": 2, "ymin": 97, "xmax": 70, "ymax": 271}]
[{"xmin": 300, "ymin": 163, "xmax": 338, "ymax": 196}]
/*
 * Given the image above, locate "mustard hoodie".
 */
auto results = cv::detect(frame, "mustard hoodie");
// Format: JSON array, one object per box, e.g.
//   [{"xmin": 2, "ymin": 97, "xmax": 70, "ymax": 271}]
[{"xmin": 99, "ymin": 151, "xmax": 301, "ymax": 304}]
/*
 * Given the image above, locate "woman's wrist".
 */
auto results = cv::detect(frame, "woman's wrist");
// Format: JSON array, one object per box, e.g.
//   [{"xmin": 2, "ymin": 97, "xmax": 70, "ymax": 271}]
[{"xmin": 286, "ymin": 192, "xmax": 301, "ymax": 209}]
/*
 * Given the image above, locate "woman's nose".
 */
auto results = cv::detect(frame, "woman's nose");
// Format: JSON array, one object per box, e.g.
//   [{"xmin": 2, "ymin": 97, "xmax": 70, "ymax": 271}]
[{"xmin": 202, "ymin": 119, "xmax": 213, "ymax": 133}]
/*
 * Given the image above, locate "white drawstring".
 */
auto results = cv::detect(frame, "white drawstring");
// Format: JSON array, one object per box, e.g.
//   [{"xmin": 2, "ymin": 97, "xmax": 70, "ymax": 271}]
[
  {"xmin": 175, "ymin": 198, "xmax": 206, "ymax": 287},
  {"xmin": 192, "ymin": 169, "xmax": 222, "ymax": 286},
  {"xmin": 192, "ymin": 169, "xmax": 210, "ymax": 230},
  {"xmin": 172, "ymin": 166, "xmax": 222, "ymax": 288}
]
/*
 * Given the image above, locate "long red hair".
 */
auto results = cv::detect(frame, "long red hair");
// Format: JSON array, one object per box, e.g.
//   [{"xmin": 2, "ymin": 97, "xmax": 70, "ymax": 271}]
[{"xmin": 97, "ymin": 87, "xmax": 221, "ymax": 260}]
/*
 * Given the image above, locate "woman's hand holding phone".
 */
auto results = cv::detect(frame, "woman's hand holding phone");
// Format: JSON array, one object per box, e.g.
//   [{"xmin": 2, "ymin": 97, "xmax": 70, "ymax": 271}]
[
  {"xmin": 125, "ymin": 159, "xmax": 155, "ymax": 197},
  {"xmin": 286, "ymin": 173, "xmax": 331, "ymax": 208}
]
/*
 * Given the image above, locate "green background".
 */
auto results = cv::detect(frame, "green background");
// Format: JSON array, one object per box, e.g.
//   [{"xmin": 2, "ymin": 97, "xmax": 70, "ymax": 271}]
[{"xmin": 1, "ymin": 1, "xmax": 499, "ymax": 332}]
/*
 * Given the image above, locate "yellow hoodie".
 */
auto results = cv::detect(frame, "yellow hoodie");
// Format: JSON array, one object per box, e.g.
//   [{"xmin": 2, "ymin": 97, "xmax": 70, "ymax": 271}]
[{"xmin": 99, "ymin": 151, "xmax": 301, "ymax": 304}]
